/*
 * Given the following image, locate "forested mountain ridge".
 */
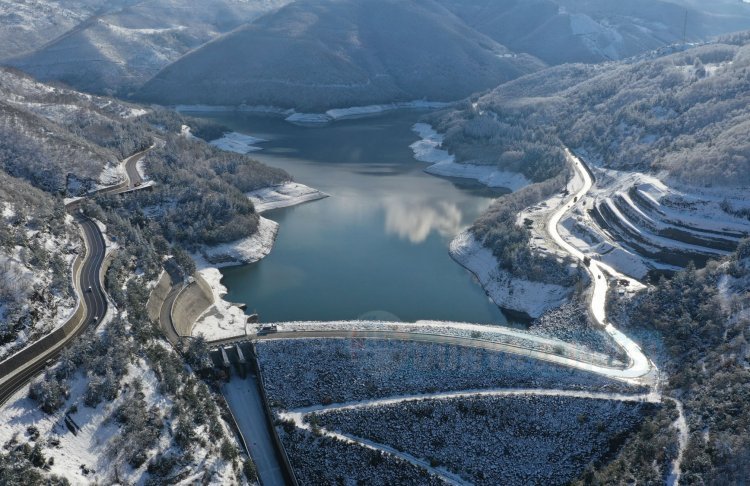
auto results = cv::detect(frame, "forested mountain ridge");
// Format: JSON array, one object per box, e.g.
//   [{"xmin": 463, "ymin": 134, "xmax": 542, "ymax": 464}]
[
  {"xmin": 0, "ymin": 66, "xmax": 293, "ymax": 483},
  {"xmin": 437, "ymin": 0, "xmax": 750, "ymax": 65},
  {"xmin": 3, "ymin": 0, "xmax": 749, "ymax": 109},
  {"xmin": 431, "ymin": 34, "xmax": 750, "ymax": 188},
  {"xmin": 136, "ymin": 0, "xmax": 544, "ymax": 110},
  {"xmin": 0, "ymin": 65, "xmax": 289, "ymax": 371}
]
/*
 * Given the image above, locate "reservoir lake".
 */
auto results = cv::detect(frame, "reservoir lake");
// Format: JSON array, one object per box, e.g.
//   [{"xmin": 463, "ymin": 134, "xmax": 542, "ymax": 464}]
[{"xmin": 194, "ymin": 110, "xmax": 515, "ymax": 325}]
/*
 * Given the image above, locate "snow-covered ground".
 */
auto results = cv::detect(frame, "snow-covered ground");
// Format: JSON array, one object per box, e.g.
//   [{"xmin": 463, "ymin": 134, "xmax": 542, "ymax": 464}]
[
  {"xmin": 192, "ymin": 217, "xmax": 278, "ymax": 340},
  {"xmin": 560, "ymin": 160, "xmax": 750, "ymax": 277},
  {"xmin": 449, "ymin": 231, "xmax": 571, "ymax": 318},
  {"xmin": 247, "ymin": 182, "xmax": 328, "ymax": 213},
  {"xmin": 410, "ymin": 123, "xmax": 530, "ymax": 191},
  {"xmin": 191, "ymin": 263, "xmax": 252, "ymax": 342},
  {"xmin": 0, "ymin": 212, "xmax": 79, "ymax": 361},
  {"xmin": 97, "ymin": 162, "xmax": 126, "ymax": 187},
  {"xmin": 286, "ymin": 101, "xmax": 450, "ymax": 125},
  {"xmin": 0, "ymin": 354, "xmax": 238, "ymax": 484},
  {"xmin": 0, "ymin": 362, "xmax": 154, "ymax": 483},
  {"xmin": 209, "ymin": 132, "xmax": 266, "ymax": 154},
  {"xmin": 199, "ymin": 216, "xmax": 278, "ymax": 268}
]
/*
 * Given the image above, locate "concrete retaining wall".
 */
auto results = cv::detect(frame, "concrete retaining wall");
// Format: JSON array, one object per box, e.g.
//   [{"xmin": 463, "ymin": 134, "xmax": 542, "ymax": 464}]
[
  {"xmin": 147, "ymin": 271, "xmax": 172, "ymax": 323},
  {"xmin": 171, "ymin": 274, "xmax": 214, "ymax": 337}
]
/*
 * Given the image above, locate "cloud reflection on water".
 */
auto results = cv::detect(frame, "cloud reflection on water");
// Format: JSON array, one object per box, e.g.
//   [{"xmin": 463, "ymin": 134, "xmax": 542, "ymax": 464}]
[{"xmin": 382, "ymin": 199, "xmax": 465, "ymax": 243}]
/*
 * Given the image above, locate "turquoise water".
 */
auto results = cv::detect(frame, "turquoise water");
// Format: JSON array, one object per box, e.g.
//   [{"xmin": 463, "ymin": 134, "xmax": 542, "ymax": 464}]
[{"xmin": 195, "ymin": 110, "xmax": 513, "ymax": 324}]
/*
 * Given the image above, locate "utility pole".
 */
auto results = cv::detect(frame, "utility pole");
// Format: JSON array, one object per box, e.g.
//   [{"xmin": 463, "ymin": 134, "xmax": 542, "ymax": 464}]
[{"xmin": 682, "ymin": 9, "xmax": 688, "ymax": 45}]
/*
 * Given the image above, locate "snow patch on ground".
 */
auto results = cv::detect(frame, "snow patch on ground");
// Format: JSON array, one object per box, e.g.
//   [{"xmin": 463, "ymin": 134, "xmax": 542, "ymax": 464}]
[
  {"xmin": 449, "ymin": 231, "xmax": 570, "ymax": 318},
  {"xmin": 210, "ymin": 131, "xmax": 266, "ymax": 154},
  {"xmin": 180, "ymin": 124, "xmax": 198, "ymax": 140},
  {"xmin": 284, "ymin": 112, "xmax": 331, "ymax": 125},
  {"xmin": 247, "ymin": 182, "xmax": 328, "ymax": 213},
  {"xmin": 192, "ymin": 265, "xmax": 250, "ymax": 342},
  {"xmin": 411, "ymin": 123, "xmax": 530, "ymax": 191},
  {"xmin": 97, "ymin": 162, "xmax": 125, "ymax": 187},
  {"xmin": 0, "ymin": 361, "xmax": 166, "ymax": 484},
  {"xmin": 0, "ymin": 219, "xmax": 78, "ymax": 361},
  {"xmin": 285, "ymin": 101, "xmax": 450, "ymax": 125},
  {"xmin": 200, "ymin": 216, "xmax": 278, "ymax": 268},
  {"xmin": 192, "ymin": 217, "xmax": 278, "ymax": 340},
  {"xmin": 123, "ymin": 107, "xmax": 149, "ymax": 119}
]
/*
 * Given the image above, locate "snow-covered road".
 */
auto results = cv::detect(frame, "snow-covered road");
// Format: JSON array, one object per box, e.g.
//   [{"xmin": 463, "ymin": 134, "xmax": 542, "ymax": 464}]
[{"xmin": 547, "ymin": 150, "xmax": 653, "ymax": 380}]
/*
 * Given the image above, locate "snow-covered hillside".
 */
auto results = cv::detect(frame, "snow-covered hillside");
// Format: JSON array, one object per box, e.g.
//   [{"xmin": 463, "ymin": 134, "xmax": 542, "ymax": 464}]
[
  {"xmin": 135, "ymin": 0, "xmax": 544, "ymax": 110},
  {"xmin": 4, "ymin": 0, "xmax": 291, "ymax": 95}
]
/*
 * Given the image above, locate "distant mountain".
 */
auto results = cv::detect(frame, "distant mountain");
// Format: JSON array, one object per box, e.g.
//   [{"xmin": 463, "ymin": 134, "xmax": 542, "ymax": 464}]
[
  {"xmin": 0, "ymin": 0, "xmax": 117, "ymax": 60},
  {"xmin": 436, "ymin": 0, "xmax": 750, "ymax": 64},
  {"xmin": 3, "ymin": 0, "xmax": 290, "ymax": 96},
  {"xmin": 135, "ymin": 0, "xmax": 545, "ymax": 110}
]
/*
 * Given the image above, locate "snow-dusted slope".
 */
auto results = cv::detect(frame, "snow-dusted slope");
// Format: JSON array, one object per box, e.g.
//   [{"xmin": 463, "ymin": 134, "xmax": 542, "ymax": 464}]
[
  {"xmin": 136, "ymin": 0, "xmax": 544, "ymax": 110},
  {"xmin": 437, "ymin": 0, "xmax": 750, "ymax": 65},
  {"xmin": 0, "ymin": 0, "xmax": 114, "ymax": 60},
  {"xmin": 5, "ymin": 0, "xmax": 290, "ymax": 94}
]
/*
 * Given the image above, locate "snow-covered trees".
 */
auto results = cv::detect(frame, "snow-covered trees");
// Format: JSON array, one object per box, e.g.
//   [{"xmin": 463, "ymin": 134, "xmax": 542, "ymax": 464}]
[
  {"xmin": 434, "ymin": 41, "xmax": 750, "ymax": 187},
  {"xmin": 596, "ymin": 239, "xmax": 750, "ymax": 483},
  {"xmin": 28, "ymin": 374, "xmax": 68, "ymax": 414},
  {"xmin": 313, "ymin": 395, "xmax": 650, "ymax": 485},
  {"xmin": 471, "ymin": 172, "xmax": 581, "ymax": 286}
]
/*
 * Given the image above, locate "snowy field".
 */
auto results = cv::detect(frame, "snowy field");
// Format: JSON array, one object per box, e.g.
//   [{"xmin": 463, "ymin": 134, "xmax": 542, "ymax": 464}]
[
  {"xmin": 256, "ymin": 339, "xmax": 641, "ymax": 410},
  {"xmin": 0, "ymin": 358, "xmax": 235, "ymax": 485},
  {"xmin": 311, "ymin": 394, "xmax": 651, "ymax": 485}
]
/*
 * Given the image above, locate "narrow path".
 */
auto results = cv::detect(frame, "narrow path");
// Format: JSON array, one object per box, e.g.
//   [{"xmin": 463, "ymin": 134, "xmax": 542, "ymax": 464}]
[
  {"xmin": 288, "ymin": 388, "xmax": 657, "ymax": 416},
  {"xmin": 279, "ymin": 409, "xmax": 468, "ymax": 485},
  {"xmin": 547, "ymin": 150, "xmax": 653, "ymax": 379},
  {"xmin": 666, "ymin": 398, "xmax": 689, "ymax": 486}
]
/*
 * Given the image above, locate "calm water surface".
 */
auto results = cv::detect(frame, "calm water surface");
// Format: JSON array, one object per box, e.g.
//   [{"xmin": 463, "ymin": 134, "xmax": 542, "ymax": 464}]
[{"xmin": 194, "ymin": 111, "xmax": 513, "ymax": 324}]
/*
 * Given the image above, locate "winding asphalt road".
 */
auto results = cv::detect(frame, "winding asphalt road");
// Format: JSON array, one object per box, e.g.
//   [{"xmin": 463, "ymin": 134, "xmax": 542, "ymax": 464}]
[{"xmin": 0, "ymin": 147, "xmax": 153, "ymax": 406}]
